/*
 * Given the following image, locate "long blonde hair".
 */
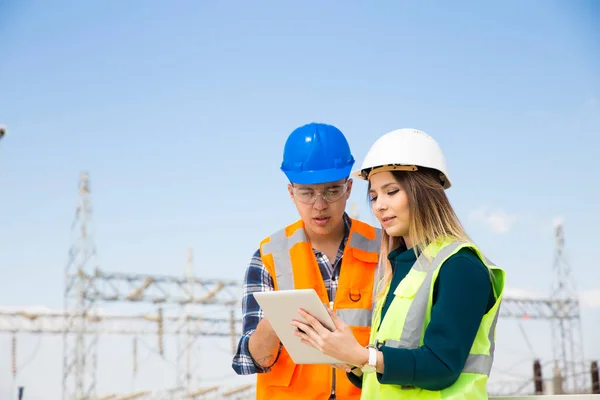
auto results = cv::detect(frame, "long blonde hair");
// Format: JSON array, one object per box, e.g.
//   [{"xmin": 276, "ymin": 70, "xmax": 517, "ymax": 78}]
[{"xmin": 369, "ymin": 167, "xmax": 471, "ymax": 300}]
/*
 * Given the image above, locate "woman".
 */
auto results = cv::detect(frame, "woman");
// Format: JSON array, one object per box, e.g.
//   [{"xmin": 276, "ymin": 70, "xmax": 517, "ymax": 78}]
[{"xmin": 292, "ymin": 128, "xmax": 506, "ymax": 399}]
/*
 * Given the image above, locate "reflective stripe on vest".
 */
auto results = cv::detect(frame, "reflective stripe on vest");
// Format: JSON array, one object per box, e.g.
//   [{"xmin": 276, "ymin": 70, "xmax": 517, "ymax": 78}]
[
  {"xmin": 363, "ymin": 239, "xmax": 506, "ymax": 400},
  {"xmin": 256, "ymin": 219, "xmax": 382, "ymax": 400},
  {"xmin": 261, "ymin": 224, "xmax": 381, "ymax": 328},
  {"xmin": 373, "ymin": 241, "xmax": 499, "ymax": 376}
]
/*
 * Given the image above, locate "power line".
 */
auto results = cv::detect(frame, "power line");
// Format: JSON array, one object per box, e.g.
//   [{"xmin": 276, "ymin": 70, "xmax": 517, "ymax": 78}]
[
  {"xmin": 493, "ymin": 221, "xmax": 587, "ymax": 395},
  {"xmin": 0, "ymin": 309, "xmax": 238, "ymax": 336},
  {"xmin": 60, "ymin": 172, "xmax": 244, "ymax": 400},
  {"xmin": 1, "ymin": 171, "xmax": 590, "ymax": 398}
]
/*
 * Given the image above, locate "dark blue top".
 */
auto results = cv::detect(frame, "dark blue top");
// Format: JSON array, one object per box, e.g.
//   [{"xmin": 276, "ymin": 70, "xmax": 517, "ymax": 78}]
[{"xmin": 347, "ymin": 245, "xmax": 496, "ymax": 390}]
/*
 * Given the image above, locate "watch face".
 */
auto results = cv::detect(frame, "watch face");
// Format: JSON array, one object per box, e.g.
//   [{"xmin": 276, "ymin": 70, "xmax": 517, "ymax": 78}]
[{"xmin": 361, "ymin": 365, "xmax": 377, "ymax": 374}]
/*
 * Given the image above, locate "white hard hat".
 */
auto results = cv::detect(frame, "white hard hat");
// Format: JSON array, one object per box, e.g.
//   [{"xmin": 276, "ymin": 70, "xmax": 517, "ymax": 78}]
[{"xmin": 352, "ymin": 128, "xmax": 452, "ymax": 189}]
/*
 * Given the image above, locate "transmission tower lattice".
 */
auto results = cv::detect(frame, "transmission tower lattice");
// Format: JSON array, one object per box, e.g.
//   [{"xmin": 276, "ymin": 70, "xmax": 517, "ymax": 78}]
[
  {"xmin": 550, "ymin": 221, "xmax": 586, "ymax": 393},
  {"xmin": 57, "ymin": 172, "xmax": 242, "ymax": 400},
  {"xmin": 492, "ymin": 221, "xmax": 588, "ymax": 396},
  {"xmin": 175, "ymin": 247, "xmax": 198, "ymax": 396},
  {"xmin": 62, "ymin": 171, "xmax": 99, "ymax": 400}
]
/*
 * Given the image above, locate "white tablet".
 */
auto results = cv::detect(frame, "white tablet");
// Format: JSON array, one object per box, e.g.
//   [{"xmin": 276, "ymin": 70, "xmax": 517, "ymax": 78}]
[{"xmin": 253, "ymin": 289, "xmax": 342, "ymax": 365}]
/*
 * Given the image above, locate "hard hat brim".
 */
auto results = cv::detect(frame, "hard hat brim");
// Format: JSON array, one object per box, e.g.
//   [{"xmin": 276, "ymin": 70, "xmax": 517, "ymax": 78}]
[
  {"xmin": 350, "ymin": 168, "xmax": 365, "ymax": 180},
  {"xmin": 283, "ymin": 164, "xmax": 354, "ymax": 185},
  {"xmin": 352, "ymin": 164, "xmax": 419, "ymax": 180},
  {"xmin": 351, "ymin": 165, "xmax": 452, "ymax": 189}
]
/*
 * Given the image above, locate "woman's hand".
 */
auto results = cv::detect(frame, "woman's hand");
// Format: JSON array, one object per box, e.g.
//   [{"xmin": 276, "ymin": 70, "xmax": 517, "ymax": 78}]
[{"xmin": 291, "ymin": 307, "xmax": 369, "ymax": 367}]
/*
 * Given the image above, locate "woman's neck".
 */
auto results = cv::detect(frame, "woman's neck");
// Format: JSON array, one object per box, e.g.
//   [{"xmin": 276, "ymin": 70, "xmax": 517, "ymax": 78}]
[{"xmin": 402, "ymin": 235, "xmax": 413, "ymax": 250}]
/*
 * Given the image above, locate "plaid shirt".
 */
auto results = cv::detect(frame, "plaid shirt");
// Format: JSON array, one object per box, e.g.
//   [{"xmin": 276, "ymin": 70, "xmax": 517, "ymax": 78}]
[{"xmin": 232, "ymin": 213, "xmax": 352, "ymax": 376}]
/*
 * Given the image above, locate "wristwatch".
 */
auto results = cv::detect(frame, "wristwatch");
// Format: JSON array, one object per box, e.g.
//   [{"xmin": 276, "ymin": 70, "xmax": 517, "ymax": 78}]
[{"xmin": 360, "ymin": 345, "xmax": 377, "ymax": 373}]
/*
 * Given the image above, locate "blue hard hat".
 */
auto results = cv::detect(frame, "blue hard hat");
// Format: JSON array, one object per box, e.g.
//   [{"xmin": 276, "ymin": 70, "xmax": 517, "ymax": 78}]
[{"xmin": 281, "ymin": 123, "xmax": 355, "ymax": 184}]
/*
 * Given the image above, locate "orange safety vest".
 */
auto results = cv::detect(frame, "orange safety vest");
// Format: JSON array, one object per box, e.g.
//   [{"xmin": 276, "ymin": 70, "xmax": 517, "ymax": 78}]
[{"xmin": 256, "ymin": 217, "xmax": 381, "ymax": 400}]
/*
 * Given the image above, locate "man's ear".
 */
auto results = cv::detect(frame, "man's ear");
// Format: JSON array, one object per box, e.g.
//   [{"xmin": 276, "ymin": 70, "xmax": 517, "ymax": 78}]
[
  {"xmin": 345, "ymin": 178, "xmax": 353, "ymax": 199},
  {"xmin": 287, "ymin": 183, "xmax": 295, "ymax": 201}
]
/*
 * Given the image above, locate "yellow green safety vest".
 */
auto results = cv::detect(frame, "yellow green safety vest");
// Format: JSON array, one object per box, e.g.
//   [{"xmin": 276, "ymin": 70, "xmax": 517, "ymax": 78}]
[{"xmin": 361, "ymin": 238, "xmax": 506, "ymax": 400}]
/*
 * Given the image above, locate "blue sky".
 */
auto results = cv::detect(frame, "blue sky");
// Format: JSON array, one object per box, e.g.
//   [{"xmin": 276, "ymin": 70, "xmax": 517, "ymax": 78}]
[{"xmin": 1, "ymin": 1, "xmax": 599, "ymax": 398}]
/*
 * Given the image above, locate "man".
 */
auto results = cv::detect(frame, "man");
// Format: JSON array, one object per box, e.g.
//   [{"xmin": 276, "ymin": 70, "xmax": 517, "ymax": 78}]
[{"xmin": 232, "ymin": 122, "xmax": 382, "ymax": 400}]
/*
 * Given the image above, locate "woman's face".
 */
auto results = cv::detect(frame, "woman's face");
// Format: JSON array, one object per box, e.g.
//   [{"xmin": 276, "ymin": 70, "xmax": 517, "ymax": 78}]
[{"xmin": 369, "ymin": 171, "xmax": 410, "ymax": 239}]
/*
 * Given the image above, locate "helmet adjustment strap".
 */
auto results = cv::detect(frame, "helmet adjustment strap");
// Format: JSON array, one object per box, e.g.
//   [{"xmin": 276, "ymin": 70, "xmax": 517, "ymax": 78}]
[{"xmin": 361, "ymin": 164, "xmax": 418, "ymax": 179}]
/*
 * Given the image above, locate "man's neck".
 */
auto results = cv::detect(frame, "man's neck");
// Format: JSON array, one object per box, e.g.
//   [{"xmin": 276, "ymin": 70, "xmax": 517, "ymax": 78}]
[{"xmin": 307, "ymin": 219, "xmax": 346, "ymax": 252}]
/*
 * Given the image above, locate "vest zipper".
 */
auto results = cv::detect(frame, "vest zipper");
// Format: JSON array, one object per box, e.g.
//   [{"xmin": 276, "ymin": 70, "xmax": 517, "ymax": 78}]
[
  {"xmin": 329, "ymin": 301, "xmax": 336, "ymax": 399},
  {"xmin": 331, "ymin": 367, "xmax": 336, "ymax": 399}
]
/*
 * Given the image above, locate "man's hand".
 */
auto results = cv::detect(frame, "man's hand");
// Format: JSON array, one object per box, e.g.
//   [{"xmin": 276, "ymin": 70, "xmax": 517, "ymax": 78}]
[{"xmin": 332, "ymin": 363, "xmax": 352, "ymax": 372}]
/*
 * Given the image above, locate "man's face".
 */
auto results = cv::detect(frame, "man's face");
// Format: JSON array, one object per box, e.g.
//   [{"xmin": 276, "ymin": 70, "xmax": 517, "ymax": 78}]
[{"xmin": 287, "ymin": 178, "xmax": 353, "ymax": 238}]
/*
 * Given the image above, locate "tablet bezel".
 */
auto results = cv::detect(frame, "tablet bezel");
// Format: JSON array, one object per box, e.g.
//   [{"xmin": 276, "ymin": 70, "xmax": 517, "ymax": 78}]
[{"xmin": 253, "ymin": 288, "xmax": 342, "ymax": 365}]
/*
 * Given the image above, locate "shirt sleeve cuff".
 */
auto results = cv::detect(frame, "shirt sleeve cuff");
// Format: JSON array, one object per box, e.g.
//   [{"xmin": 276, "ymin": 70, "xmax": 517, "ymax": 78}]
[
  {"xmin": 378, "ymin": 346, "xmax": 416, "ymax": 385},
  {"xmin": 346, "ymin": 370, "xmax": 363, "ymax": 388},
  {"xmin": 232, "ymin": 330, "xmax": 276, "ymax": 375}
]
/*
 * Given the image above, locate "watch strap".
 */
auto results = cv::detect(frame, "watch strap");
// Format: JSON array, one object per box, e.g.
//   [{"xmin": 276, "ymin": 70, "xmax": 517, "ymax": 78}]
[{"xmin": 368, "ymin": 346, "xmax": 377, "ymax": 367}]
